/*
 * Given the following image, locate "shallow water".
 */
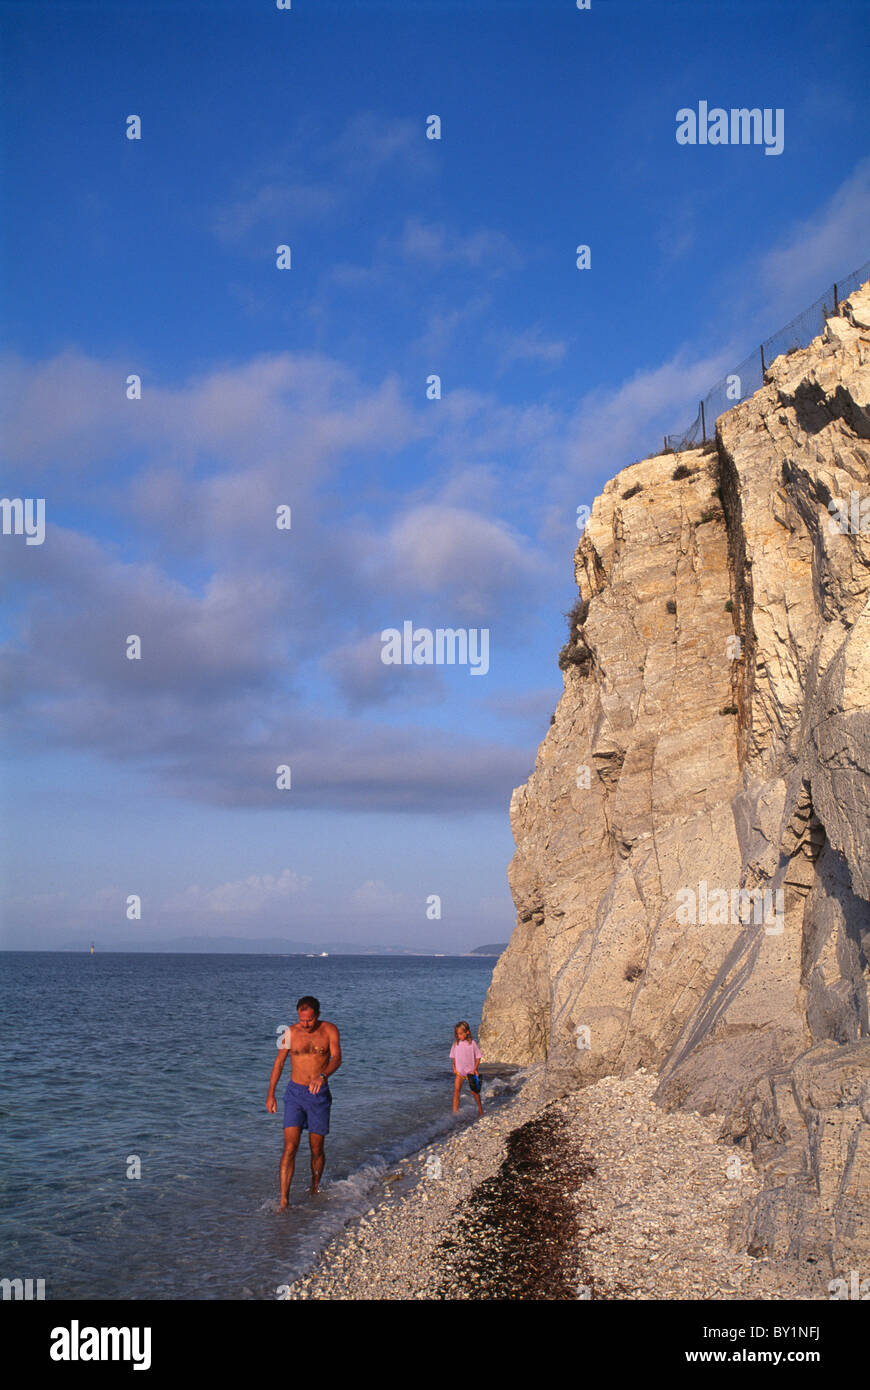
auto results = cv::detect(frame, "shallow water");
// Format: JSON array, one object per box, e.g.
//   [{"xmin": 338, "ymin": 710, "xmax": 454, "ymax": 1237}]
[{"xmin": 0, "ymin": 951, "xmax": 504, "ymax": 1299}]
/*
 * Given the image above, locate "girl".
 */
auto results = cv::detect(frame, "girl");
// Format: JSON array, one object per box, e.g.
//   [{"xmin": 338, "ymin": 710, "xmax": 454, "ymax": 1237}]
[{"xmin": 450, "ymin": 1021, "xmax": 483, "ymax": 1116}]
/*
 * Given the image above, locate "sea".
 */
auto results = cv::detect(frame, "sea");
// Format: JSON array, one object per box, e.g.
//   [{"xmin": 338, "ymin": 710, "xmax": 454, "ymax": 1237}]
[{"xmin": 0, "ymin": 951, "xmax": 519, "ymax": 1300}]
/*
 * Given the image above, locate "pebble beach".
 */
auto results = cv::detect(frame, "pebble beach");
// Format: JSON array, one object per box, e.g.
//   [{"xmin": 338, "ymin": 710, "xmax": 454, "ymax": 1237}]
[{"xmin": 283, "ymin": 1068, "xmax": 828, "ymax": 1301}]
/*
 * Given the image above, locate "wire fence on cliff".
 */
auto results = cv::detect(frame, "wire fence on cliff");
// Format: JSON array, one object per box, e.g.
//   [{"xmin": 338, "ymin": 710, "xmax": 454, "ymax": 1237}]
[{"xmin": 664, "ymin": 256, "xmax": 870, "ymax": 453}]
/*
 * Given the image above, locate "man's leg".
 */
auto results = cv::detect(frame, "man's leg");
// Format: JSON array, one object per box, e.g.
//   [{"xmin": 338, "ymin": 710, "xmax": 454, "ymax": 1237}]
[
  {"xmin": 309, "ymin": 1132, "xmax": 325, "ymax": 1194},
  {"xmin": 280, "ymin": 1126, "xmax": 302, "ymax": 1208}
]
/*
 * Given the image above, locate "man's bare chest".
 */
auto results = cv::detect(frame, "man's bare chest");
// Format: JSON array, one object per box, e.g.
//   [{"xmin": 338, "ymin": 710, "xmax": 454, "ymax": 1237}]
[{"xmin": 290, "ymin": 1028, "xmax": 330, "ymax": 1057}]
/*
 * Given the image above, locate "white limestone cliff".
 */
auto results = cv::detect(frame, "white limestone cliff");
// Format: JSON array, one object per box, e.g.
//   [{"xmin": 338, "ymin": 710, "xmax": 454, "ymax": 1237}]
[{"xmin": 481, "ymin": 280, "xmax": 870, "ymax": 1269}]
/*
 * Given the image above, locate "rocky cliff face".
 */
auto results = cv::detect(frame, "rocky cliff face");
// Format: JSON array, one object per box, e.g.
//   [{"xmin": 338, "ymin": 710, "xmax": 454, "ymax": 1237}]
[{"xmin": 481, "ymin": 280, "xmax": 870, "ymax": 1270}]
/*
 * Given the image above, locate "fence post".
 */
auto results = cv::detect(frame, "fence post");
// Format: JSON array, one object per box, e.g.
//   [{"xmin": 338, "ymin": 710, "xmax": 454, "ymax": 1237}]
[
  {"xmin": 834, "ymin": 283, "xmax": 839, "ymax": 314},
  {"xmin": 760, "ymin": 344, "xmax": 765, "ymax": 377},
  {"xmin": 663, "ymin": 436, "xmax": 667, "ymax": 453},
  {"xmin": 700, "ymin": 401, "xmax": 706, "ymax": 443}
]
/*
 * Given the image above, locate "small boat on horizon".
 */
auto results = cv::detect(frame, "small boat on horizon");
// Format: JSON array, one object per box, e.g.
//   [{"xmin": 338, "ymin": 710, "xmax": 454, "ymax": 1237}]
[{"xmin": 89, "ymin": 942, "xmax": 95, "ymax": 956}]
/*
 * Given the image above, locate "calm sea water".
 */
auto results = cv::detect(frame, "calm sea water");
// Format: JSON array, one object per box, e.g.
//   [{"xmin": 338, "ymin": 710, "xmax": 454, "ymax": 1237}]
[{"xmin": 0, "ymin": 951, "xmax": 514, "ymax": 1300}]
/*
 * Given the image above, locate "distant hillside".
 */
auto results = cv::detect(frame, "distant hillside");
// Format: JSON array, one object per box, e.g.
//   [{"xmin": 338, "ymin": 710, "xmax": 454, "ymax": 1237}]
[{"xmin": 470, "ymin": 943, "xmax": 508, "ymax": 956}]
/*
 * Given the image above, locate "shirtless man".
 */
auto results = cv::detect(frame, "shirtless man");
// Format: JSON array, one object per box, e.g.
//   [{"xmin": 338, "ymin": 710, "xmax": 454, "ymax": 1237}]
[{"xmin": 266, "ymin": 996, "xmax": 341, "ymax": 1207}]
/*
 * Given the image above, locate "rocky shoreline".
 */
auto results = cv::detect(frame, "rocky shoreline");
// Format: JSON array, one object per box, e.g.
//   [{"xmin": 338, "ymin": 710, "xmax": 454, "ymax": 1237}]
[{"xmin": 283, "ymin": 1068, "xmax": 829, "ymax": 1301}]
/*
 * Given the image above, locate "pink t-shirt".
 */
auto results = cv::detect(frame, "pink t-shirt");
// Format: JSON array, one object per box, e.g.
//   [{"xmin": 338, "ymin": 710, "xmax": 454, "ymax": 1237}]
[{"xmin": 450, "ymin": 1039, "xmax": 482, "ymax": 1074}]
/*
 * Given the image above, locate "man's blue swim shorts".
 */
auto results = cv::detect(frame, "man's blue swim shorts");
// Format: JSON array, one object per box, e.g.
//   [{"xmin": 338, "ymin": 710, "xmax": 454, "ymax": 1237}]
[{"xmin": 282, "ymin": 1079, "xmax": 332, "ymax": 1135}]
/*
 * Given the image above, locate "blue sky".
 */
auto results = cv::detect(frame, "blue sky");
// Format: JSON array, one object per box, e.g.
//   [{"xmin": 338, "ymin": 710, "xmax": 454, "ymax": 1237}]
[{"xmin": 1, "ymin": 0, "xmax": 868, "ymax": 950}]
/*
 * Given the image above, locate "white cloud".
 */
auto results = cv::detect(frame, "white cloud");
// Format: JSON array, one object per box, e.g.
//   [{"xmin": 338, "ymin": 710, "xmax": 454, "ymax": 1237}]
[
  {"xmin": 374, "ymin": 503, "xmax": 545, "ymax": 620},
  {"xmin": 397, "ymin": 217, "xmax": 522, "ymax": 271},
  {"xmin": 212, "ymin": 113, "xmax": 425, "ymax": 246},
  {"xmin": 757, "ymin": 157, "xmax": 870, "ymax": 315},
  {"xmin": 349, "ymin": 879, "xmax": 409, "ymax": 917},
  {"xmin": 0, "ymin": 349, "xmax": 421, "ymax": 499},
  {"xmin": 164, "ymin": 869, "xmax": 311, "ymax": 916},
  {"xmin": 496, "ymin": 326, "xmax": 568, "ymax": 373},
  {"xmin": 214, "ymin": 182, "xmax": 337, "ymax": 243},
  {"xmin": 322, "ymin": 632, "xmax": 446, "ymax": 710}
]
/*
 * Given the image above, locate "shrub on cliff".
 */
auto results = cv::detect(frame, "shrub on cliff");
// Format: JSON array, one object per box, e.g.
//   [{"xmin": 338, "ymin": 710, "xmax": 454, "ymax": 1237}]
[{"xmin": 558, "ymin": 595, "xmax": 593, "ymax": 673}]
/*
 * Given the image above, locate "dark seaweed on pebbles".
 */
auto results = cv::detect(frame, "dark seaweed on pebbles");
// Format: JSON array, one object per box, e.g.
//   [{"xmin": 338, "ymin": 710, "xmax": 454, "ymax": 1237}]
[{"xmin": 432, "ymin": 1103, "xmax": 596, "ymax": 1300}]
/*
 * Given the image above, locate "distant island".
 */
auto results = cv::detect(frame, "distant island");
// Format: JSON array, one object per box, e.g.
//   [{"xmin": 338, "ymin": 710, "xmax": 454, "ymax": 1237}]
[{"xmin": 20, "ymin": 935, "xmax": 508, "ymax": 957}]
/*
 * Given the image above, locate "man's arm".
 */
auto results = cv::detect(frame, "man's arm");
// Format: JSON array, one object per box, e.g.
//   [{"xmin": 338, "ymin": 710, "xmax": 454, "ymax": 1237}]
[
  {"xmin": 309, "ymin": 1023, "xmax": 341, "ymax": 1092},
  {"xmin": 266, "ymin": 1026, "xmax": 292, "ymax": 1113}
]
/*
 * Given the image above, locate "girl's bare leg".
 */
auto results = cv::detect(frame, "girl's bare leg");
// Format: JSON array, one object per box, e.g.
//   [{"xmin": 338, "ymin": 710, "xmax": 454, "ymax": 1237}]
[{"xmin": 452, "ymin": 1074, "xmax": 463, "ymax": 1112}]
